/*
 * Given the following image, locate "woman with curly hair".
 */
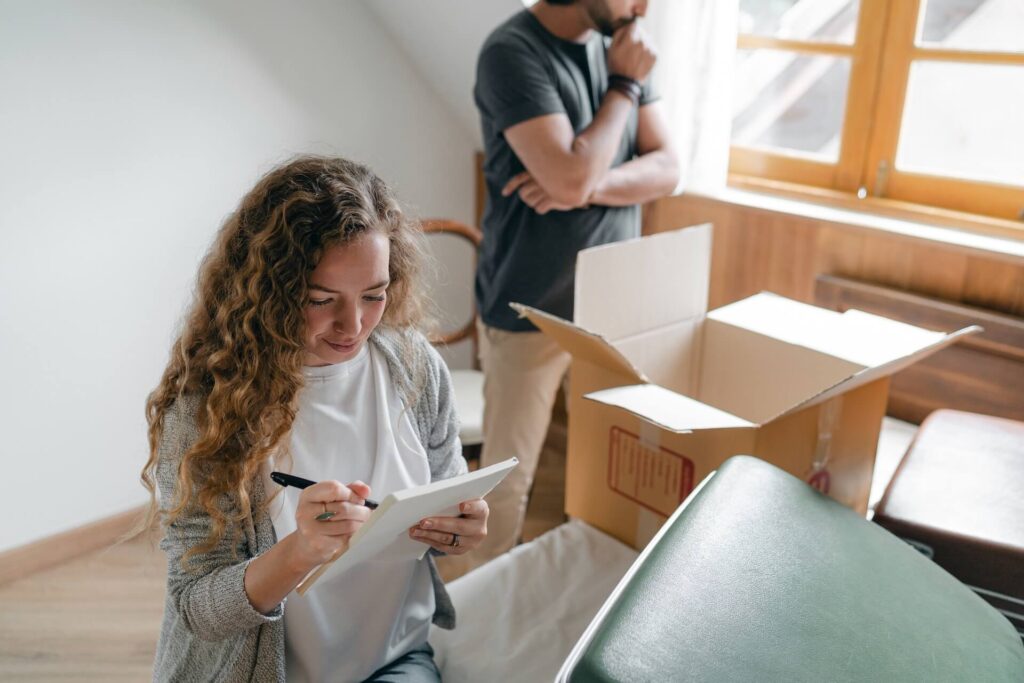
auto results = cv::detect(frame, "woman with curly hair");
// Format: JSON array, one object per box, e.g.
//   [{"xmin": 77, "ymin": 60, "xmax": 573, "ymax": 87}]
[{"xmin": 140, "ymin": 155, "xmax": 485, "ymax": 682}]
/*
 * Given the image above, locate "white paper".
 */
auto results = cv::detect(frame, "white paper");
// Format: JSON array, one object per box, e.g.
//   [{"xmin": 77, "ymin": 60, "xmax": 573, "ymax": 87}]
[{"xmin": 297, "ymin": 458, "xmax": 518, "ymax": 593}]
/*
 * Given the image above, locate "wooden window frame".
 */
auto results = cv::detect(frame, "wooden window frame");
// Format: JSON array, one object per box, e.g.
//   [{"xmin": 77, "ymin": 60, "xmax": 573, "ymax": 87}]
[{"xmin": 730, "ymin": 0, "xmax": 1024, "ymax": 226}]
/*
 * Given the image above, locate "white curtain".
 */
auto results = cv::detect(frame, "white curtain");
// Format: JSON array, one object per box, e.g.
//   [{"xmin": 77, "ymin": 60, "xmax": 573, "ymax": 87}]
[{"xmin": 645, "ymin": 0, "xmax": 738, "ymax": 193}]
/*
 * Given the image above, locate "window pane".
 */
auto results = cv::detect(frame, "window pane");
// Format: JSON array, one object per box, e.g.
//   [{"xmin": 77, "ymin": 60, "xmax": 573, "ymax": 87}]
[
  {"xmin": 738, "ymin": 0, "xmax": 860, "ymax": 44},
  {"xmin": 732, "ymin": 50, "xmax": 850, "ymax": 161},
  {"xmin": 919, "ymin": 0, "xmax": 1024, "ymax": 54},
  {"xmin": 896, "ymin": 61, "xmax": 1024, "ymax": 186}
]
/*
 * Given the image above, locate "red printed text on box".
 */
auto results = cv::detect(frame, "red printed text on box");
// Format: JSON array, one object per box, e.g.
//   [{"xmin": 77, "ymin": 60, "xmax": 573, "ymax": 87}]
[{"xmin": 607, "ymin": 427, "xmax": 695, "ymax": 517}]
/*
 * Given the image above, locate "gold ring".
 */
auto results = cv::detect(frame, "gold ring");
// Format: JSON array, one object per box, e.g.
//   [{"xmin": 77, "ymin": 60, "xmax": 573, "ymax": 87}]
[{"xmin": 451, "ymin": 533, "xmax": 460, "ymax": 548}]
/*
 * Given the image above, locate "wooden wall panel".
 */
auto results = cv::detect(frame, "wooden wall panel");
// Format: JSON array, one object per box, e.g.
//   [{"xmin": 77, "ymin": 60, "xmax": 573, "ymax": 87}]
[
  {"xmin": 962, "ymin": 258, "xmax": 1024, "ymax": 316},
  {"xmin": 817, "ymin": 228, "xmax": 865, "ymax": 281},
  {"xmin": 906, "ymin": 245, "xmax": 968, "ymax": 303},
  {"xmin": 645, "ymin": 193, "xmax": 1024, "ymax": 316},
  {"xmin": 857, "ymin": 235, "xmax": 914, "ymax": 291},
  {"xmin": 886, "ymin": 348, "xmax": 1024, "ymax": 423},
  {"xmin": 815, "ymin": 275, "xmax": 1024, "ymax": 423}
]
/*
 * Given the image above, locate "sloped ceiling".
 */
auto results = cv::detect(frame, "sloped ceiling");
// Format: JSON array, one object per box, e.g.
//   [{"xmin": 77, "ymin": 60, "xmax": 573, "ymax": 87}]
[{"xmin": 362, "ymin": 0, "xmax": 524, "ymax": 148}]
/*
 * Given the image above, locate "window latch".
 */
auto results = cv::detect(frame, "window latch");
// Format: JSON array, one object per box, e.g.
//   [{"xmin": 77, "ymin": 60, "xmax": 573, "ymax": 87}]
[{"xmin": 874, "ymin": 160, "xmax": 890, "ymax": 198}]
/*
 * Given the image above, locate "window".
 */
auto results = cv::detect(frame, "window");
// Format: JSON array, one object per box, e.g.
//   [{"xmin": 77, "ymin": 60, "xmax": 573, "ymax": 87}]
[{"xmin": 731, "ymin": 0, "xmax": 1024, "ymax": 223}]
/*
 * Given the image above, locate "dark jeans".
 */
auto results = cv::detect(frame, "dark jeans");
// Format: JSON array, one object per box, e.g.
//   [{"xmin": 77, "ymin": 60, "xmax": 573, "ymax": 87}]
[{"xmin": 361, "ymin": 643, "xmax": 440, "ymax": 683}]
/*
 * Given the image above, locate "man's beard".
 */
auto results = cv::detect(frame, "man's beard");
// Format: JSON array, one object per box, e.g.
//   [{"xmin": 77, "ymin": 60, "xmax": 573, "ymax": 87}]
[{"xmin": 584, "ymin": 0, "xmax": 637, "ymax": 37}]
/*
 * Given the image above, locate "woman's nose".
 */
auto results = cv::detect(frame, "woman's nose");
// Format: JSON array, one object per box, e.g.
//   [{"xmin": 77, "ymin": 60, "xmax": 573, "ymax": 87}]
[{"xmin": 333, "ymin": 307, "xmax": 360, "ymax": 337}]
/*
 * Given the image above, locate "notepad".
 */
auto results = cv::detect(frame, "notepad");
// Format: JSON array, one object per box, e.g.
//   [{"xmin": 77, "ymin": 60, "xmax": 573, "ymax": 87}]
[{"xmin": 296, "ymin": 457, "xmax": 518, "ymax": 594}]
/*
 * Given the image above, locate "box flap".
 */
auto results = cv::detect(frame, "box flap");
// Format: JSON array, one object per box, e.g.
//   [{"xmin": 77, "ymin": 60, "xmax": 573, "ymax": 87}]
[
  {"xmin": 574, "ymin": 224, "xmax": 711, "ymax": 342},
  {"xmin": 585, "ymin": 384, "xmax": 754, "ymax": 434},
  {"xmin": 708, "ymin": 293, "xmax": 965, "ymax": 368},
  {"xmin": 613, "ymin": 319, "xmax": 704, "ymax": 398},
  {"xmin": 512, "ymin": 303, "xmax": 647, "ymax": 383},
  {"xmin": 769, "ymin": 324, "xmax": 981, "ymax": 422},
  {"xmin": 697, "ymin": 318, "xmax": 863, "ymax": 424}
]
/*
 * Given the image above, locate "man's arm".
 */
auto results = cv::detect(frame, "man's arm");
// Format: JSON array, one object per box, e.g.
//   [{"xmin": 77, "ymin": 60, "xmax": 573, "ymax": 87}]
[
  {"xmin": 503, "ymin": 95, "xmax": 635, "ymax": 208},
  {"xmin": 587, "ymin": 100, "xmax": 680, "ymax": 206},
  {"xmin": 501, "ymin": 22, "xmax": 656, "ymax": 209},
  {"xmin": 503, "ymin": 100, "xmax": 679, "ymax": 214}
]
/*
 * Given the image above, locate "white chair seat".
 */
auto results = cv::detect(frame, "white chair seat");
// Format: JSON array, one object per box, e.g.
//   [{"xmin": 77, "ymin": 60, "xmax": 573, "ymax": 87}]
[
  {"xmin": 450, "ymin": 368, "xmax": 484, "ymax": 447},
  {"xmin": 430, "ymin": 520, "xmax": 638, "ymax": 682}
]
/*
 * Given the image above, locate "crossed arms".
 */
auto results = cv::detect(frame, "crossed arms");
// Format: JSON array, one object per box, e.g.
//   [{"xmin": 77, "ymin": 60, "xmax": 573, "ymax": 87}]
[{"xmin": 502, "ymin": 96, "xmax": 680, "ymax": 215}]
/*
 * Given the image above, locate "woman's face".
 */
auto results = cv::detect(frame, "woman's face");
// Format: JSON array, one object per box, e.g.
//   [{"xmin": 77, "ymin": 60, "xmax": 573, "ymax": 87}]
[{"xmin": 302, "ymin": 232, "xmax": 390, "ymax": 366}]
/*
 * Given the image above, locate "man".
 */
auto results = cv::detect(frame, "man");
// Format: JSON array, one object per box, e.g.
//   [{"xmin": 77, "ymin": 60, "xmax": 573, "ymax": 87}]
[{"xmin": 461, "ymin": 0, "xmax": 679, "ymax": 570}]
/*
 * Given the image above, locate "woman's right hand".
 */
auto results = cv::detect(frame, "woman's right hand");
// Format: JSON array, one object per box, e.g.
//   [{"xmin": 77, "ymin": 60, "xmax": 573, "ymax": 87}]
[{"xmin": 291, "ymin": 480, "xmax": 373, "ymax": 570}]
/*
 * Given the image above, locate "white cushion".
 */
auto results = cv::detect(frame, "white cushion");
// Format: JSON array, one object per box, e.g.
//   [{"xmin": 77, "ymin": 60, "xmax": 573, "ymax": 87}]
[
  {"xmin": 450, "ymin": 369, "xmax": 484, "ymax": 446},
  {"xmin": 431, "ymin": 520, "xmax": 638, "ymax": 682}
]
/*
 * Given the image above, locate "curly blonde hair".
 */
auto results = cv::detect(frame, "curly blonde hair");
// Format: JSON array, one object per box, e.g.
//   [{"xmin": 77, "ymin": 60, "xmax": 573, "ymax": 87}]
[{"xmin": 138, "ymin": 155, "xmax": 428, "ymax": 565}]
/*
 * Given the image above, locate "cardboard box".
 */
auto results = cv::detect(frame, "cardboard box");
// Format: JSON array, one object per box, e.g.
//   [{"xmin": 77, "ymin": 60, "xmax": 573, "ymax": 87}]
[{"xmin": 513, "ymin": 225, "xmax": 979, "ymax": 549}]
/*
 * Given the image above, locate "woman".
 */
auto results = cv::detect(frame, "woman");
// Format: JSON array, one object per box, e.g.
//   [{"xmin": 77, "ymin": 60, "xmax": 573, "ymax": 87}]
[{"xmin": 140, "ymin": 156, "xmax": 486, "ymax": 682}]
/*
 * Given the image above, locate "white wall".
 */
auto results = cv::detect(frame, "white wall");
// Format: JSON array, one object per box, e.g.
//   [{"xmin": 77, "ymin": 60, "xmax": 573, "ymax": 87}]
[
  {"xmin": 363, "ymin": 0, "xmax": 524, "ymax": 147},
  {"xmin": 0, "ymin": 0, "xmax": 477, "ymax": 552}
]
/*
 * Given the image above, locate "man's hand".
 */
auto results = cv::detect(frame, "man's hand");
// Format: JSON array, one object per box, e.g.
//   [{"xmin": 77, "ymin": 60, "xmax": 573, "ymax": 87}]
[
  {"xmin": 607, "ymin": 21, "xmax": 656, "ymax": 82},
  {"xmin": 503, "ymin": 171, "xmax": 587, "ymax": 214}
]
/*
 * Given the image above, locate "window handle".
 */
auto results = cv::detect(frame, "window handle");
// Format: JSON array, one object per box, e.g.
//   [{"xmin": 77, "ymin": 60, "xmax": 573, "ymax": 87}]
[{"xmin": 874, "ymin": 159, "xmax": 890, "ymax": 198}]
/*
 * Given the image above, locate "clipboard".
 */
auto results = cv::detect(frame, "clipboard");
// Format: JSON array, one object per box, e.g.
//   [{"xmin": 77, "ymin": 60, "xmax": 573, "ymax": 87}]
[{"xmin": 296, "ymin": 457, "xmax": 518, "ymax": 594}]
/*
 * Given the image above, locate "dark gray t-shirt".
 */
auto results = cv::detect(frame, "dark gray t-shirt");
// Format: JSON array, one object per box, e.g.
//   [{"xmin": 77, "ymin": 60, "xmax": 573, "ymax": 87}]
[{"xmin": 473, "ymin": 10, "xmax": 657, "ymax": 332}]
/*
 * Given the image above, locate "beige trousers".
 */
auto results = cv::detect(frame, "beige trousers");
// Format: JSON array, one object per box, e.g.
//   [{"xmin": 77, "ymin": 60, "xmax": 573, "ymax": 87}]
[{"xmin": 441, "ymin": 320, "xmax": 571, "ymax": 577}]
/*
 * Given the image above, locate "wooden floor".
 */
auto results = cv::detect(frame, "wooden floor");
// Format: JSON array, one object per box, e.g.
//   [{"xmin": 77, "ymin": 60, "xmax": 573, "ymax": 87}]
[
  {"xmin": 0, "ymin": 411, "xmax": 570, "ymax": 681},
  {"xmin": 0, "ymin": 529, "xmax": 167, "ymax": 681},
  {"xmin": 521, "ymin": 401, "xmax": 568, "ymax": 544}
]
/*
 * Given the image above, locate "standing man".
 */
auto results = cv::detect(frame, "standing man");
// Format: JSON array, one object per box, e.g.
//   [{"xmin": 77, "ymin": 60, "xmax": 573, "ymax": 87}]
[{"xmin": 460, "ymin": 0, "xmax": 679, "ymax": 571}]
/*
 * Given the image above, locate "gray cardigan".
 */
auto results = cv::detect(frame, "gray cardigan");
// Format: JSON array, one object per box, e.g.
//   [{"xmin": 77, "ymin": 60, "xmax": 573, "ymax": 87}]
[{"xmin": 152, "ymin": 329, "xmax": 467, "ymax": 682}]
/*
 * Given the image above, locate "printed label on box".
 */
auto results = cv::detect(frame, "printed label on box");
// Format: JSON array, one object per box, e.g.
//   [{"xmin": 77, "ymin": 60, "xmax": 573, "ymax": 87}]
[{"xmin": 608, "ymin": 427, "xmax": 695, "ymax": 517}]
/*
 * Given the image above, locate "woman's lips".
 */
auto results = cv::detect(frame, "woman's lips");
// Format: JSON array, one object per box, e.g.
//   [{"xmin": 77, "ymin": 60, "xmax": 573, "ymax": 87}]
[{"xmin": 325, "ymin": 339, "xmax": 358, "ymax": 353}]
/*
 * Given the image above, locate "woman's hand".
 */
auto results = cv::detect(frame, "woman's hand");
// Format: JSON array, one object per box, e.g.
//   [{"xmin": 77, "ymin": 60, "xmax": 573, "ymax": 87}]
[
  {"xmin": 408, "ymin": 498, "xmax": 489, "ymax": 555},
  {"xmin": 291, "ymin": 480, "xmax": 373, "ymax": 570},
  {"xmin": 244, "ymin": 480, "xmax": 372, "ymax": 614}
]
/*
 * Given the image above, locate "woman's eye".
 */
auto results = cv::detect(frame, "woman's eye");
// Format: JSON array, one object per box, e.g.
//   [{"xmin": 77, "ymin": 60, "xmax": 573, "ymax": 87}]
[
  {"xmin": 364, "ymin": 294, "xmax": 386, "ymax": 302},
  {"xmin": 308, "ymin": 299, "xmax": 331, "ymax": 307}
]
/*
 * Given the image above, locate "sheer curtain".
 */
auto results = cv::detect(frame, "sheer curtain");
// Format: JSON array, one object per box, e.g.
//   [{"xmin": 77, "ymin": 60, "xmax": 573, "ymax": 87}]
[{"xmin": 645, "ymin": 0, "xmax": 738, "ymax": 193}]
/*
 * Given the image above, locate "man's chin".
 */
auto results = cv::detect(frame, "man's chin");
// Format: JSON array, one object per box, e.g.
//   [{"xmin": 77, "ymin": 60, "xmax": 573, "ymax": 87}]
[{"xmin": 602, "ymin": 16, "xmax": 636, "ymax": 36}]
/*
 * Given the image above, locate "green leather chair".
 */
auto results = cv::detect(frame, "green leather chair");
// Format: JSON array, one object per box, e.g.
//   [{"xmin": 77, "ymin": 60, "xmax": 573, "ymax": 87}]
[{"xmin": 559, "ymin": 456, "xmax": 1024, "ymax": 682}]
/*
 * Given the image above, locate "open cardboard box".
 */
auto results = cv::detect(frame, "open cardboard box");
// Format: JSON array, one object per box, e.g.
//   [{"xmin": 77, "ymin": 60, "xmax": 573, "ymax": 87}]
[{"xmin": 513, "ymin": 224, "xmax": 979, "ymax": 549}]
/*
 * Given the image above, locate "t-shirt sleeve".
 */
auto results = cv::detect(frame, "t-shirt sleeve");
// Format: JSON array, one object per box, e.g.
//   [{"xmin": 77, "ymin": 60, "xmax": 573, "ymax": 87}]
[
  {"xmin": 475, "ymin": 37, "xmax": 565, "ymax": 132},
  {"xmin": 639, "ymin": 73, "xmax": 660, "ymax": 107}
]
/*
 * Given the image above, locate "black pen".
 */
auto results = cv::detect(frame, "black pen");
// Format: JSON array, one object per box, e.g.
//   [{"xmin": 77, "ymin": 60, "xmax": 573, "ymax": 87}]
[{"xmin": 270, "ymin": 471, "xmax": 379, "ymax": 511}]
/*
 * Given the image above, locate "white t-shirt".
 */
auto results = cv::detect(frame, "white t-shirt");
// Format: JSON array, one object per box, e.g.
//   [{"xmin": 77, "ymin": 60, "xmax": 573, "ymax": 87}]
[{"xmin": 264, "ymin": 344, "xmax": 434, "ymax": 683}]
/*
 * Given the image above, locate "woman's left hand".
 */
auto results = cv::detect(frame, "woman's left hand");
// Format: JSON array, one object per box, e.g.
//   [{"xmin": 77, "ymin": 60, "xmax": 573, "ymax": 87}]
[{"xmin": 408, "ymin": 498, "xmax": 488, "ymax": 555}]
